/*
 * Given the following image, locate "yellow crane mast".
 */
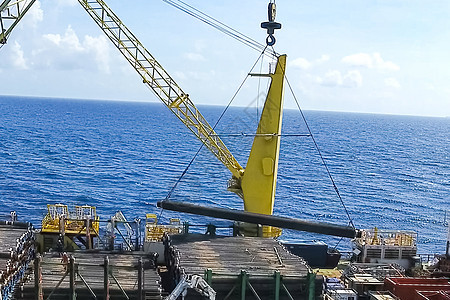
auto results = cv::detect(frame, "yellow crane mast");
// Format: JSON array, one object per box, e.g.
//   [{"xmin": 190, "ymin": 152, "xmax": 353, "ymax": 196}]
[{"xmin": 241, "ymin": 55, "xmax": 286, "ymax": 216}]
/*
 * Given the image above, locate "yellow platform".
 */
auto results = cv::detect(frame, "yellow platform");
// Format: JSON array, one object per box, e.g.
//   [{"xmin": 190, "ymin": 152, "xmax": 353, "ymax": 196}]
[
  {"xmin": 41, "ymin": 204, "xmax": 99, "ymax": 236},
  {"xmin": 145, "ymin": 213, "xmax": 183, "ymax": 242}
]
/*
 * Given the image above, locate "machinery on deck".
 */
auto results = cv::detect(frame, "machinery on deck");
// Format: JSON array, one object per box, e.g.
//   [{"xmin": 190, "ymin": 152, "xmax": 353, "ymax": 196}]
[
  {"xmin": 39, "ymin": 204, "xmax": 99, "ymax": 251},
  {"xmin": 166, "ymin": 274, "xmax": 216, "ymax": 300},
  {"xmin": 145, "ymin": 214, "xmax": 183, "ymax": 242},
  {"xmin": 41, "ymin": 204, "xmax": 99, "ymax": 236}
]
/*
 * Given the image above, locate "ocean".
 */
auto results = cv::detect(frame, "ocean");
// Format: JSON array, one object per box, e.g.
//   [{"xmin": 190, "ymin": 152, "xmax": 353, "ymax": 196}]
[{"xmin": 0, "ymin": 95, "xmax": 449, "ymax": 254}]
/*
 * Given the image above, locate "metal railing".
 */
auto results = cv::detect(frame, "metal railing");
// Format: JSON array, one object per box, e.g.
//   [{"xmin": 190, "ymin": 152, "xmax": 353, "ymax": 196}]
[{"xmin": 31, "ymin": 253, "xmax": 160, "ymax": 300}]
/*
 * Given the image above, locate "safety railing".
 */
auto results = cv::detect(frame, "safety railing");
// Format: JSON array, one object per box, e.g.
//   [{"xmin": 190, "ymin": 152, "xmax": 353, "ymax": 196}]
[
  {"xmin": 26, "ymin": 253, "xmax": 161, "ymax": 300},
  {"xmin": 354, "ymin": 228, "xmax": 417, "ymax": 247}
]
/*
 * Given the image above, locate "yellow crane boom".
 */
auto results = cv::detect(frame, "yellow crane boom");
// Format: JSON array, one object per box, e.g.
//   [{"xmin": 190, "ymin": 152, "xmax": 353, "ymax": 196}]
[
  {"xmin": 76, "ymin": 0, "xmax": 245, "ymax": 181},
  {"xmin": 76, "ymin": 0, "xmax": 288, "ymax": 226}
]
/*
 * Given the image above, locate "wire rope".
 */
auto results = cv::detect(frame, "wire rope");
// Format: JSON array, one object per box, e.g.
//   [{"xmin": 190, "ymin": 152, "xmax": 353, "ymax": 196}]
[
  {"xmin": 162, "ymin": 0, "xmax": 278, "ymax": 58},
  {"xmin": 256, "ymin": 51, "xmax": 265, "ymax": 124},
  {"xmin": 158, "ymin": 46, "xmax": 269, "ymax": 219},
  {"xmin": 283, "ymin": 74, "xmax": 356, "ymax": 229},
  {"xmin": 155, "ymin": 2, "xmax": 355, "ymax": 231}
]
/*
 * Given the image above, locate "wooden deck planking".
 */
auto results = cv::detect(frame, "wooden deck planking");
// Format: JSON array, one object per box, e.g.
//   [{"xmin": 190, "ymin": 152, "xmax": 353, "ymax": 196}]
[
  {"xmin": 167, "ymin": 234, "xmax": 319, "ymax": 300},
  {"xmin": 170, "ymin": 234, "xmax": 311, "ymax": 276}
]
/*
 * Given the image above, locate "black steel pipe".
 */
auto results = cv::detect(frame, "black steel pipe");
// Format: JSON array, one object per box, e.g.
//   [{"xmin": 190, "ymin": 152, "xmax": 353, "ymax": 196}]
[
  {"xmin": 0, "ymin": 220, "xmax": 32, "ymax": 228},
  {"xmin": 157, "ymin": 200, "xmax": 357, "ymax": 238}
]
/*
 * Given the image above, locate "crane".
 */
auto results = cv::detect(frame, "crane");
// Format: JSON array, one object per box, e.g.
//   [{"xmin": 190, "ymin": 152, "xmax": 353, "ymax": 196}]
[
  {"xmin": 0, "ymin": 0, "xmax": 36, "ymax": 44},
  {"xmin": 73, "ymin": 0, "xmax": 285, "ymax": 236},
  {"xmin": 0, "ymin": 1, "xmax": 357, "ymax": 239}
]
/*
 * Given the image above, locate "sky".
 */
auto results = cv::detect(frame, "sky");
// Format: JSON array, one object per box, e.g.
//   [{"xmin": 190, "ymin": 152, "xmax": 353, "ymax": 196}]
[{"xmin": 0, "ymin": 0, "xmax": 449, "ymax": 117}]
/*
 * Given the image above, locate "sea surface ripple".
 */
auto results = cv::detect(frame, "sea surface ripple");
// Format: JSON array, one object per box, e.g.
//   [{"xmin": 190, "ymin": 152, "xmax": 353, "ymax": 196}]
[{"xmin": 0, "ymin": 96, "xmax": 449, "ymax": 253}]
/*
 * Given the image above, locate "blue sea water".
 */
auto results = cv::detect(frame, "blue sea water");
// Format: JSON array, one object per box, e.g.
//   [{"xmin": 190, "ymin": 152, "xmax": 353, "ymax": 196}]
[{"xmin": 0, "ymin": 95, "xmax": 449, "ymax": 254}]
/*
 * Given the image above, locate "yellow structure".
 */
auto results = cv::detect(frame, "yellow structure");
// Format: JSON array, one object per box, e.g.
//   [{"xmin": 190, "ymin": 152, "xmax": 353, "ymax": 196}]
[
  {"xmin": 145, "ymin": 214, "xmax": 183, "ymax": 242},
  {"xmin": 237, "ymin": 55, "xmax": 286, "ymax": 237},
  {"xmin": 241, "ymin": 55, "xmax": 286, "ymax": 216},
  {"xmin": 41, "ymin": 204, "xmax": 99, "ymax": 236}
]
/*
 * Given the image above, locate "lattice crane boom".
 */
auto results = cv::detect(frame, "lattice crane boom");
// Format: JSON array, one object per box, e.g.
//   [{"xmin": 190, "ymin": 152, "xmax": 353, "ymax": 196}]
[
  {"xmin": 0, "ymin": 0, "xmax": 36, "ymax": 44},
  {"xmin": 77, "ymin": 0, "xmax": 245, "ymax": 182}
]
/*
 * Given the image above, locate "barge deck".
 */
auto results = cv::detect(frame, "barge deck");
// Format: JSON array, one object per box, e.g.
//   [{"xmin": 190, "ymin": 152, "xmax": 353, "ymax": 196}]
[{"xmin": 164, "ymin": 234, "xmax": 321, "ymax": 299}]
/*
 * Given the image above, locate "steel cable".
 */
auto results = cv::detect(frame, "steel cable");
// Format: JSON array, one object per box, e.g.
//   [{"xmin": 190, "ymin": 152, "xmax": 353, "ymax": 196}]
[
  {"xmin": 159, "ymin": 46, "xmax": 269, "ymax": 219},
  {"xmin": 283, "ymin": 74, "xmax": 356, "ymax": 230},
  {"xmin": 162, "ymin": 0, "xmax": 278, "ymax": 58}
]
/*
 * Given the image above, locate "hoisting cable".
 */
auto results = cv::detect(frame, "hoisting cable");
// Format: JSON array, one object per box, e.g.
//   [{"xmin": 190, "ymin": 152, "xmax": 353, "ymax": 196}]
[
  {"xmin": 159, "ymin": 46, "xmax": 270, "ymax": 219},
  {"xmin": 256, "ymin": 51, "xmax": 265, "ymax": 124},
  {"xmin": 283, "ymin": 73, "xmax": 356, "ymax": 230},
  {"xmin": 162, "ymin": 0, "xmax": 278, "ymax": 58}
]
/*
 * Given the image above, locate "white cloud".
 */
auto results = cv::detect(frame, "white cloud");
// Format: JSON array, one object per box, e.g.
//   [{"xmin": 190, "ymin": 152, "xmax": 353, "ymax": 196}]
[
  {"xmin": 290, "ymin": 57, "xmax": 312, "ymax": 70},
  {"xmin": 291, "ymin": 55, "xmax": 330, "ymax": 70},
  {"xmin": 319, "ymin": 70, "xmax": 342, "ymax": 87},
  {"xmin": 84, "ymin": 35, "xmax": 111, "ymax": 73},
  {"xmin": 342, "ymin": 52, "xmax": 399, "ymax": 72},
  {"xmin": 372, "ymin": 53, "xmax": 400, "ymax": 72},
  {"xmin": 318, "ymin": 70, "xmax": 362, "ymax": 88},
  {"xmin": 316, "ymin": 54, "xmax": 330, "ymax": 64},
  {"xmin": 343, "ymin": 70, "xmax": 362, "ymax": 88},
  {"xmin": 43, "ymin": 26, "xmax": 83, "ymax": 51},
  {"xmin": 10, "ymin": 41, "xmax": 28, "ymax": 70},
  {"xmin": 342, "ymin": 53, "xmax": 373, "ymax": 68},
  {"xmin": 25, "ymin": 0, "xmax": 44, "ymax": 27},
  {"xmin": 38, "ymin": 26, "xmax": 112, "ymax": 72},
  {"xmin": 385, "ymin": 77, "xmax": 401, "ymax": 89},
  {"xmin": 184, "ymin": 52, "xmax": 206, "ymax": 62},
  {"xmin": 43, "ymin": 33, "xmax": 62, "ymax": 46}
]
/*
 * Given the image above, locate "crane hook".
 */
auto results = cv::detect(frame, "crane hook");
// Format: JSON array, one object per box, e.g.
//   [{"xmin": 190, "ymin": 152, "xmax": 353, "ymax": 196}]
[{"xmin": 261, "ymin": 2, "xmax": 282, "ymax": 46}]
